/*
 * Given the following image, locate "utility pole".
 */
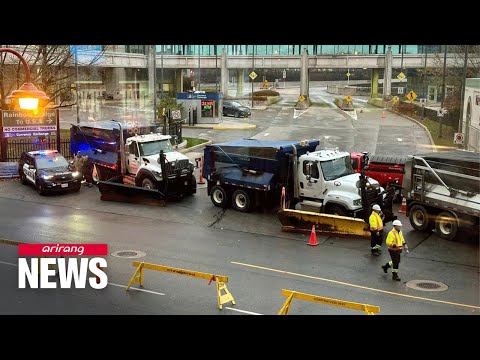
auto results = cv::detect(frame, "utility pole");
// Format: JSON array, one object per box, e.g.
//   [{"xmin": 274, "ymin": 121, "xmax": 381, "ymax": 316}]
[
  {"xmin": 75, "ymin": 46, "xmax": 80, "ymax": 124},
  {"xmin": 160, "ymin": 44, "xmax": 164, "ymax": 100},
  {"xmin": 458, "ymin": 45, "xmax": 469, "ymax": 134},
  {"xmin": 251, "ymin": 45, "xmax": 255, "ymax": 108},
  {"xmin": 439, "ymin": 45, "xmax": 448, "ymax": 138}
]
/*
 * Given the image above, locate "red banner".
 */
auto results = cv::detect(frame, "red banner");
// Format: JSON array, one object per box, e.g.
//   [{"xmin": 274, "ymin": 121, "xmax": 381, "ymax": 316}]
[{"xmin": 18, "ymin": 244, "xmax": 108, "ymax": 256}]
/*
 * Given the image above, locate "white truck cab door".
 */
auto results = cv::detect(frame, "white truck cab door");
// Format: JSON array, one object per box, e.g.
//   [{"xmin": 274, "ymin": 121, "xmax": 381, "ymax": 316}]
[
  {"xmin": 126, "ymin": 141, "xmax": 140, "ymax": 175},
  {"xmin": 299, "ymin": 160, "xmax": 322, "ymax": 199}
]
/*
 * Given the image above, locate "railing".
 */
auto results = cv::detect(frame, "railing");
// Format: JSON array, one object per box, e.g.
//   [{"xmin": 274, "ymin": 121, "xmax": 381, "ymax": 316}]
[{"xmin": 3, "ymin": 139, "xmax": 73, "ymax": 162}]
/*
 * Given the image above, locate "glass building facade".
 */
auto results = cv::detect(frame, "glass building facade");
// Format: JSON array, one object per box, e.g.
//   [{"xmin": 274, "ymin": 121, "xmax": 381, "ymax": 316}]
[{"xmin": 121, "ymin": 45, "xmax": 443, "ymax": 56}]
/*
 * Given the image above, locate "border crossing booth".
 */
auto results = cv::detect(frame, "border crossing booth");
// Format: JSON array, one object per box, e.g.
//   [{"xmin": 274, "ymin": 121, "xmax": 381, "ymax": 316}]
[{"xmin": 176, "ymin": 92, "xmax": 223, "ymax": 125}]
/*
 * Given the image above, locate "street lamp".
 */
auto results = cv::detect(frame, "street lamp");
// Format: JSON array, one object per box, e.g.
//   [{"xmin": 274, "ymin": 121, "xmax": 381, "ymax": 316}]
[{"xmin": 0, "ymin": 48, "xmax": 50, "ymax": 111}]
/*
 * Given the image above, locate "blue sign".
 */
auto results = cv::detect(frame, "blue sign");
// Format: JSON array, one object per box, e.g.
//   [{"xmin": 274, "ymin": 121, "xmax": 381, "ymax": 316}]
[
  {"xmin": 176, "ymin": 92, "xmax": 223, "ymax": 100},
  {"xmin": 70, "ymin": 45, "xmax": 105, "ymax": 65}
]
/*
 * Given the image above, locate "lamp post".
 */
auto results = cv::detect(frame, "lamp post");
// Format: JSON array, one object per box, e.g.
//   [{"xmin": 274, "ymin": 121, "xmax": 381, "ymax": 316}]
[
  {"xmin": 0, "ymin": 47, "xmax": 51, "ymax": 162},
  {"xmin": 0, "ymin": 48, "xmax": 50, "ymax": 111}
]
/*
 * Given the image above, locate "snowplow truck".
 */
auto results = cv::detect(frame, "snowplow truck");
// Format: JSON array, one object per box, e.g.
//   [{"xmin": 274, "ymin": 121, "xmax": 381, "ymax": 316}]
[
  {"xmin": 70, "ymin": 120, "xmax": 196, "ymax": 203},
  {"xmin": 403, "ymin": 150, "xmax": 480, "ymax": 241},
  {"xmin": 203, "ymin": 139, "xmax": 396, "ymax": 238}
]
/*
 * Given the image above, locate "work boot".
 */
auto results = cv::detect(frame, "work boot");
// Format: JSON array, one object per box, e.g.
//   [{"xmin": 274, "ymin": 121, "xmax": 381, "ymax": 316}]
[
  {"xmin": 392, "ymin": 273, "xmax": 401, "ymax": 281},
  {"xmin": 381, "ymin": 263, "xmax": 390, "ymax": 273},
  {"xmin": 371, "ymin": 249, "xmax": 380, "ymax": 256}
]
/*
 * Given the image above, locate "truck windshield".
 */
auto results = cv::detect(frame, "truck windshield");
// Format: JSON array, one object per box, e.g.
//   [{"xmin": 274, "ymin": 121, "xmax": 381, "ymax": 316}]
[
  {"xmin": 139, "ymin": 140, "xmax": 173, "ymax": 156},
  {"xmin": 320, "ymin": 156, "xmax": 354, "ymax": 181}
]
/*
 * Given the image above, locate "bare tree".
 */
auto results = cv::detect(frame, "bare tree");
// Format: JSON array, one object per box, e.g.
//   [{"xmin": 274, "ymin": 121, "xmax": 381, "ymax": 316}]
[
  {"xmin": 416, "ymin": 45, "xmax": 480, "ymax": 118},
  {"xmin": 0, "ymin": 45, "xmax": 110, "ymax": 109}
]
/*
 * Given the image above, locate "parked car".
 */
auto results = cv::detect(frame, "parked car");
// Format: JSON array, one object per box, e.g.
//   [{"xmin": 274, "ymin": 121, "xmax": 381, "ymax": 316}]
[
  {"xmin": 18, "ymin": 150, "xmax": 82, "ymax": 195},
  {"xmin": 222, "ymin": 100, "xmax": 251, "ymax": 118}
]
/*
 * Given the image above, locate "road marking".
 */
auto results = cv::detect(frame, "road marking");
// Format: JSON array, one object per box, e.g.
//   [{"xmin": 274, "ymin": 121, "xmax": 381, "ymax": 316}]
[
  {"xmin": 224, "ymin": 307, "xmax": 263, "ymax": 315},
  {"xmin": 108, "ymin": 282, "xmax": 165, "ymax": 296},
  {"xmin": 317, "ymin": 96, "xmax": 336, "ymax": 108},
  {"xmin": 293, "ymin": 108, "xmax": 309, "ymax": 119},
  {"xmin": 264, "ymin": 133, "xmax": 269, "ymax": 137},
  {"xmin": 0, "ymin": 260, "xmax": 17, "ymax": 267},
  {"xmin": 397, "ymin": 138, "xmax": 403, "ymax": 142},
  {"xmin": 231, "ymin": 261, "xmax": 480, "ymax": 310}
]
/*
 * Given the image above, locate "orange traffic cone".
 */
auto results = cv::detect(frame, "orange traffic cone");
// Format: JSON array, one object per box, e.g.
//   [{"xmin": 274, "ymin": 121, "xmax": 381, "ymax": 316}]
[
  {"xmin": 308, "ymin": 225, "xmax": 319, "ymax": 246},
  {"xmin": 197, "ymin": 156, "xmax": 205, "ymax": 184},
  {"xmin": 399, "ymin": 197, "xmax": 407, "ymax": 214}
]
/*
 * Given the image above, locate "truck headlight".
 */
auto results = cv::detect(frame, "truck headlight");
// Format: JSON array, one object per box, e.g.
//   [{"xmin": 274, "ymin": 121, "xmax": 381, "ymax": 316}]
[
  {"xmin": 72, "ymin": 171, "xmax": 80, "ymax": 177},
  {"xmin": 42, "ymin": 174, "xmax": 53, "ymax": 180},
  {"xmin": 353, "ymin": 198, "xmax": 362, "ymax": 206}
]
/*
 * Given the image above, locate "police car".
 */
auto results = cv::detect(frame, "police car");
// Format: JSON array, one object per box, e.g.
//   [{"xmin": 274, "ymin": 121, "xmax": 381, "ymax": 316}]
[{"xmin": 18, "ymin": 150, "xmax": 81, "ymax": 195}]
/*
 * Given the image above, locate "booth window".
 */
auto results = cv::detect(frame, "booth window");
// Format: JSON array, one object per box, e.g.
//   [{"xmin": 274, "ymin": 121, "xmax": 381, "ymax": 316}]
[{"xmin": 201, "ymin": 100, "xmax": 215, "ymax": 118}]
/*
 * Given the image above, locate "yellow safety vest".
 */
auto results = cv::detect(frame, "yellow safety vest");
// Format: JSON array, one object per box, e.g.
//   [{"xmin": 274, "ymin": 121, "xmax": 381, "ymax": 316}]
[
  {"xmin": 369, "ymin": 211, "xmax": 384, "ymax": 231},
  {"xmin": 386, "ymin": 229, "xmax": 405, "ymax": 250}
]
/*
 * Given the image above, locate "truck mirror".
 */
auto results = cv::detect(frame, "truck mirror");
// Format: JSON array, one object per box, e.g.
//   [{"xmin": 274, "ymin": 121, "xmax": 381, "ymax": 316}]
[
  {"xmin": 305, "ymin": 162, "xmax": 312, "ymax": 176},
  {"xmin": 306, "ymin": 174, "xmax": 311, "ymax": 181}
]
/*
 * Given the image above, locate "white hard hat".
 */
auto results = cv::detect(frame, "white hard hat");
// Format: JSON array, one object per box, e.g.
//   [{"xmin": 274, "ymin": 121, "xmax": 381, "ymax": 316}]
[
  {"xmin": 372, "ymin": 204, "xmax": 381, "ymax": 211},
  {"xmin": 392, "ymin": 220, "xmax": 402, "ymax": 227}
]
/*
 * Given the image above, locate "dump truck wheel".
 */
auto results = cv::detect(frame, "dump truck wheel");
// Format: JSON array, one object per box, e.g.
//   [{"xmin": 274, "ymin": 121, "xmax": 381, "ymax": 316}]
[
  {"xmin": 409, "ymin": 205, "xmax": 431, "ymax": 232},
  {"xmin": 232, "ymin": 189, "xmax": 251, "ymax": 212},
  {"xmin": 142, "ymin": 178, "xmax": 156, "ymax": 190},
  {"xmin": 435, "ymin": 211, "xmax": 458, "ymax": 241},
  {"xmin": 211, "ymin": 185, "xmax": 228, "ymax": 208},
  {"xmin": 327, "ymin": 204, "xmax": 346, "ymax": 217}
]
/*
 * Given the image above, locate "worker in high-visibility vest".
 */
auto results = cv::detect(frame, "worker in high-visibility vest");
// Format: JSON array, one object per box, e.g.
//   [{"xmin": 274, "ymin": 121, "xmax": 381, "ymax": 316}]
[
  {"xmin": 369, "ymin": 204, "xmax": 384, "ymax": 256},
  {"xmin": 382, "ymin": 220, "xmax": 409, "ymax": 281}
]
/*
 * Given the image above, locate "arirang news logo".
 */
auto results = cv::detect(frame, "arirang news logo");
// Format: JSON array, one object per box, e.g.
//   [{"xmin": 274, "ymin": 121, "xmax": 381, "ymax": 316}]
[{"xmin": 18, "ymin": 244, "xmax": 108, "ymax": 289}]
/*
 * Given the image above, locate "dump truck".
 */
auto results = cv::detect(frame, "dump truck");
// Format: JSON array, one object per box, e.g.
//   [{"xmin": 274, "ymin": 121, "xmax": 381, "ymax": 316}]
[
  {"xmin": 203, "ymin": 139, "xmax": 396, "ymax": 238},
  {"xmin": 70, "ymin": 120, "xmax": 196, "ymax": 204},
  {"xmin": 350, "ymin": 151, "xmax": 405, "ymax": 201},
  {"xmin": 403, "ymin": 150, "xmax": 480, "ymax": 240}
]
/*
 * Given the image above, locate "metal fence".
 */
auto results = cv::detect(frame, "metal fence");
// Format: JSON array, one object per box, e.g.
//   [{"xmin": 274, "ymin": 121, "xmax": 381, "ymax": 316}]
[{"xmin": 2, "ymin": 139, "xmax": 72, "ymax": 162}]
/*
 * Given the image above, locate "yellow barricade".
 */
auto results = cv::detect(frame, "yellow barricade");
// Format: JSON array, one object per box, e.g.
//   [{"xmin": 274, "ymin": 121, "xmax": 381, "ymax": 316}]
[
  {"xmin": 278, "ymin": 289, "xmax": 380, "ymax": 315},
  {"xmin": 126, "ymin": 261, "xmax": 236, "ymax": 310}
]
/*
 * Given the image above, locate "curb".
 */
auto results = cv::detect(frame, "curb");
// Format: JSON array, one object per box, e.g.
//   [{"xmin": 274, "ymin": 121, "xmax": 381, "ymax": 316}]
[
  {"xmin": 368, "ymin": 100, "xmax": 437, "ymax": 152},
  {"xmin": 389, "ymin": 110, "xmax": 437, "ymax": 152},
  {"xmin": 183, "ymin": 124, "xmax": 256, "ymax": 130},
  {"xmin": 180, "ymin": 139, "xmax": 212, "ymax": 154},
  {"xmin": 0, "ymin": 238, "xmax": 25, "ymax": 246}
]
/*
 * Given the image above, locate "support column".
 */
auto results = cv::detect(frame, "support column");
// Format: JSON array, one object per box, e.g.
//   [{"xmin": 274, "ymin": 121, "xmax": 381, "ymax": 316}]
[
  {"xmin": 147, "ymin": 45, "xmax": 156, "ymax": 108},
  {"xmin": 175, "ymin": 69, "xmax": 183, "ymax": 93},
  {"xmin": 236, "ymin": 69, "xmax": 244, "ymax": 97},
  {"xmin": 298, "ymin": 47, "xmax": 310, "ymax": 108},
  {"xmin": 220, "ymin": 48, "xmax": 229, "ymax": 98},
  {"xmin": 383, "ymin": 46, "xmax": 392, "ymax": 98},
  {"xmin": 370, "ymin": 68, "xmax": 379, "ymax": 98}
]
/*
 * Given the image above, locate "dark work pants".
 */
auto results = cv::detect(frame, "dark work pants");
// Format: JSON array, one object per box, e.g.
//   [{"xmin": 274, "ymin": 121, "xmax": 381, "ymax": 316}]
[
  {"xmin": 388, "ymin": 249, "xmax": 402, "ymax": 271},
  {"xmin": 370, "ymin": 230, "xmax": 383, "ymax": 249}
]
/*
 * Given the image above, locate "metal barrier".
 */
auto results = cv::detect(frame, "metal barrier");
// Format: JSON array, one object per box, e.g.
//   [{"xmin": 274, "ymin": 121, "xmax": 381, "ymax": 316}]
[
  {"xmin": 126, "ymin": 261, "xmax": 236, "ymax": 310},
  {"xmin": 278, "ymin": 289, "xmax": 380, "ymax": 315}
]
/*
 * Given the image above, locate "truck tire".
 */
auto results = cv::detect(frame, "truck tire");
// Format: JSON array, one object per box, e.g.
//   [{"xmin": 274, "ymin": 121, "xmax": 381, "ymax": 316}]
[
  {"xmin": 232, "ymin": 189, "xmax": 251, "ymax": 212},
  {"xmin": 409, "ymin": 205, "xmax": 431, "ymax": 232},
  {"xmin": 210, "ymin": 185, "xmax": 228, "ymax": 208},
  {"xmin": 185, "ymin": 175, "xmax": 197, "ymax": 196},
  {"xmin": 435, "ymin": 211, "xmax": 458, "ymax": 241},
  {"xmin": 142, "ymin": 178, "xmax": 156, "ymax": 189},
  {"xmin": 327, "ymin": 204, "xmax": 346, "ymax": 217}
]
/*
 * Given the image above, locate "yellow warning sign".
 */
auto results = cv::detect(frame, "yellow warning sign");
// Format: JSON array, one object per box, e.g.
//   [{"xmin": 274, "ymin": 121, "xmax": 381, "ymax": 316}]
[
  {"xmin": 345, "ymin": 96, "xmax": 352, "ymax": 103},
  {"xmin": 249, "ymin": 71, "xmax": 257, "ymax": 80},
  {"xmin": 392, "ymin": 96, "xmax": 400, "ymax": 103},
  {"xmin": 397, "ymin": 72, "xmax": 406, "ymax": 81},
  {"xmin": 406, "ymin": 90, "xmax": 417, "ymax": 102},
  {"xmin": 298, "ymin": 95, "xmax": 305, "ymax": 102}
]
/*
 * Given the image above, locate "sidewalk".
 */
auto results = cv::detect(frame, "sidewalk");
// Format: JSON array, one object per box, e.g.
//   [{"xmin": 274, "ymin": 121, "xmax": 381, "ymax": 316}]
[
  {"xmin": 183, "ymin": 119, "xmax": 256, "ymax": 130},
  {"xmin": 0, "ymin": 162, "xmax": 18, "ymax": 180}
]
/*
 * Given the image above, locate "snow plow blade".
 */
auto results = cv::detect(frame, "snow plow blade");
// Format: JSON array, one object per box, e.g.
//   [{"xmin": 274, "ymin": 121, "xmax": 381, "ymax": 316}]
[
  {"xmin": 277, "ymin": 209, "xmax": 370, "ymax": 239},
  {"xmin": 97, "ymin": 181, "xmax": 167, "ymax": 206}
]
